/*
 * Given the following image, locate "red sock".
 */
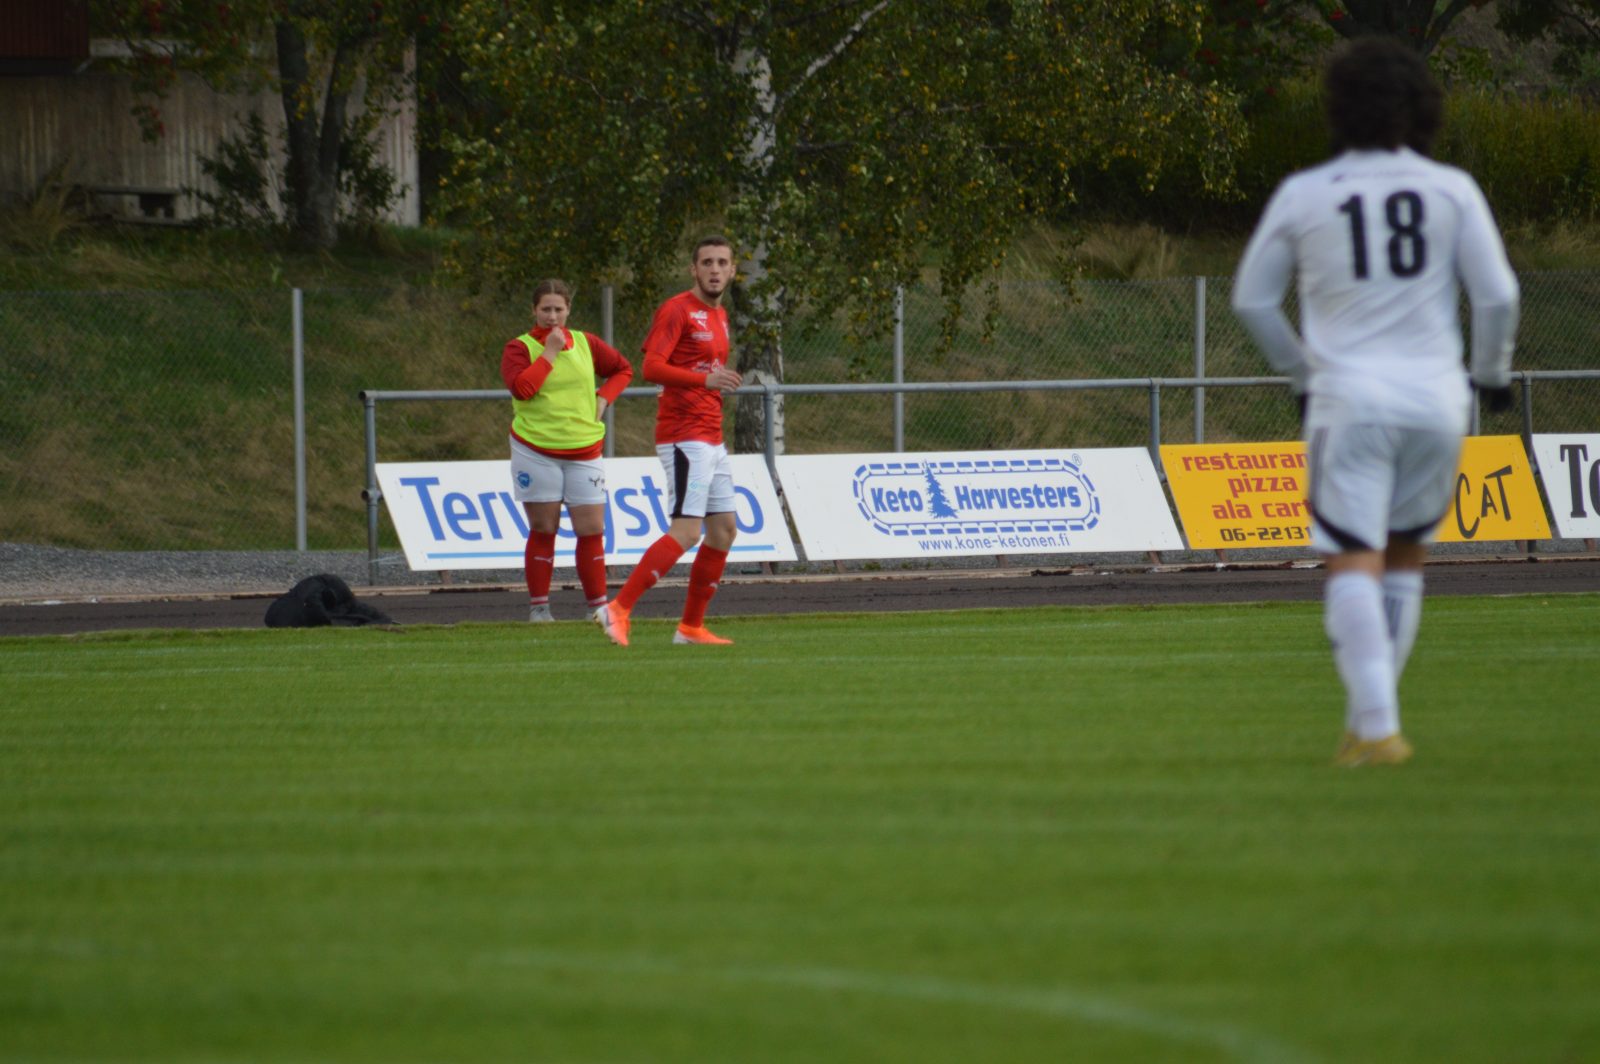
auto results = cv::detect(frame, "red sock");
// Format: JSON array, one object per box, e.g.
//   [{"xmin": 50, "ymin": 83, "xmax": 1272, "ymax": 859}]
[
  {"xmin": 615, "ymin": 535, "xmax": 686, "ymax": 612},
  {"xmin": 681, "ymin": 546, "xmax": 728, "ymax": 629},
  {"xmin": 575, "ymin": 534, "xmax": 609, "ymax": 608},
  {"xmin": 524, "ymin": 530, "xmax": 556, "ymax": 603}
]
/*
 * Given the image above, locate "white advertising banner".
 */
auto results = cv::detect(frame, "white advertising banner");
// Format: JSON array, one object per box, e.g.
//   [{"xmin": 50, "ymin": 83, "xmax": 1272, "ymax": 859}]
[
  {"xmin": 1531, "ymin": 434, "xmax": 1600, "ymax": 538},
  {"xmin": 775, "ymin": 449, "xmax": 1183, "ymax": 561},
  {"xmin": 375, "ymin": 456, "xmax": 797, "ymax": 571}
]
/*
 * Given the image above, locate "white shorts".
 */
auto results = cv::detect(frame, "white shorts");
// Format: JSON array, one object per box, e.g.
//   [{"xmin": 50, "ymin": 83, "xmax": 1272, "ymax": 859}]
[
  {"xmin": 510, "ymin": 438, "xmax": 607, "ymax": 506},
  {"xmin": 1306, "ymin": 424, "xmax": 1462, "ymax": 552},
  {"xmin": 657, "ymin": 441, "xmax": 737, "ymax": 519}
]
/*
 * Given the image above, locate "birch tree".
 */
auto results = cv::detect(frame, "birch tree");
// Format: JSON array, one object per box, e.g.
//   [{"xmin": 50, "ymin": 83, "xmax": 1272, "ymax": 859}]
[{"xmin": 441, "ymin": 0, "xmax": 1244, "ymax": 450}]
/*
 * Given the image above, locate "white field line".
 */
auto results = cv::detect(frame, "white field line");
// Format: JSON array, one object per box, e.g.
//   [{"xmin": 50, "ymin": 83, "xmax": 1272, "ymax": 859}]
[{"xmin": 492, "ymin": 947, "xmax": 1316, "ymax": 1064}]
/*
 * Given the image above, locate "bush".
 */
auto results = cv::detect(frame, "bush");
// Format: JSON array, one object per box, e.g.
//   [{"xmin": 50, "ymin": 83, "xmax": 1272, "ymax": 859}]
[
  {"xmin": 193, "ymin": 111, "xmax": 284, "ymax": 232},
  {"xmin": 1068, "ymin": 81, "xmax": 1600, "ymax": 229},
  {"xmin": 1440, "ymin": 91, "xmax": 1600, "ymax": 223}
]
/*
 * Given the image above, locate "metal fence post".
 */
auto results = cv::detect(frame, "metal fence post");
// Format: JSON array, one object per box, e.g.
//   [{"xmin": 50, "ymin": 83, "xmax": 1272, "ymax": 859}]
[
  {"xmin": 1520, "ymin": 372, "xmax": 1535, "ymax": 444},
  {"xmin": 1520, "ymin": 371, "xmax": 1539, "ymax": 557},
  {"xmin": 1193, "ymin": 277, "xmax": 1206, "ymax": 444},
  {"xmin": 893, "ymin": 285, "xmax": 905, "ymax": 452},
  {"xmin": 362, "ymin": 393, "xmax": 381, "ymax": 585},
  {"xmin": 763, "ymin": 382, "xmax": 778, "ymax": 480},
  {"xmin": 293, "ymin": 288, "xmax": 307, "ymax": 552},
  {"xmin": 1148, "ymin": 379, "xmax": 1163, "ymax": 469}
]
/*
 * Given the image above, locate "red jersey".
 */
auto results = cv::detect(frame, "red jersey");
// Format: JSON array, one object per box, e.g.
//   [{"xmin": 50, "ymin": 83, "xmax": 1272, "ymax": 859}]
[
  {"xmin": 640, "ymin": 290, "xmax": 731, "ymax": 445},
  {"xmin": 501, "ymin": 328, "xmax": 633, "ymax": 459}
]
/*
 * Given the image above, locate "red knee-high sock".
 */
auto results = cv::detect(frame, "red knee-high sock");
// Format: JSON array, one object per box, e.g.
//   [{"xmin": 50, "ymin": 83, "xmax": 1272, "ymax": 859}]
[
  {"xmin": 525, "ymin": 530, "xmax": 556, "ymax": 604},
  {"xmin": 575, "ymin": 534, "xmax": 609, "ymax": 608},
  {"xmin": 615, "ymin": 535, "xmax": 686, "ymax": 612},
  {"xmin": 681, "ymin": 546, "xmax": 728, "ymax": 629}
]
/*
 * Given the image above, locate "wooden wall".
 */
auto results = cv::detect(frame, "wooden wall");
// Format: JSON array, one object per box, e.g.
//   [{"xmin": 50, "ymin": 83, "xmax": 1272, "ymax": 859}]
[{"xmin": 0, "ymin": 65, "xmax": 421, "ymax": 226}]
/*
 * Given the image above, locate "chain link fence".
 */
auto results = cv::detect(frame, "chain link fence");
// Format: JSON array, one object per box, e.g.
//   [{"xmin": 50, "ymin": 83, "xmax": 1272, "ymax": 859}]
[{"xmin": 3, "ymin": 276, "xmax": 1598, "ymax": 551}]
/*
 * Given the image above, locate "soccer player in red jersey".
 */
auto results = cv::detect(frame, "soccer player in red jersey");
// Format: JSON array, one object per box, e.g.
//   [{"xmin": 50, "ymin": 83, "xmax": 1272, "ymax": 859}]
[
  {"xmin": 502, "ymin": 279, "xmax": 634, "ymax": 623},
  {"xmin": 600, "ymin": 236, "xmax": 744, "ymax": 646}
]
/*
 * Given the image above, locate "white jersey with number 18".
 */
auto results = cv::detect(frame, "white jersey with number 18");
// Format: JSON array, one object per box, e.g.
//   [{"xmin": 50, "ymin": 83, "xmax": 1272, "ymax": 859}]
[{"xmin": 1232, "ymin": 147, "xmax": 1519, "ymax": 433}]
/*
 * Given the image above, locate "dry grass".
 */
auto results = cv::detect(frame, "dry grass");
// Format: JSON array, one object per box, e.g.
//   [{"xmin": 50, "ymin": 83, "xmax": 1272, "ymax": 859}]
[
  {"xmin": 1503, "ymin": 219, "xmax": 1600, "ymax": 272},
  {"xmin": 1066, "ymin": 222, "xmax": 1182, "ymax": 280},
  {"xmin": 0, "ymin": 165, "xmax": 83, "ymax": 254}
]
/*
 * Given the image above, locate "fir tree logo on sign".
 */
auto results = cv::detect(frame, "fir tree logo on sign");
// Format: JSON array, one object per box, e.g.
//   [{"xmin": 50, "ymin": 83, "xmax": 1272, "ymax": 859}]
[{"xmin": 923, "ymin": 465, "xmax": 959, "ymax": 518}]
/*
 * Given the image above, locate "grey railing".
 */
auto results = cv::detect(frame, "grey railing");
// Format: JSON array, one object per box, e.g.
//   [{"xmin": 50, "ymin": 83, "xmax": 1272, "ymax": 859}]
[{"xmin": 358, "ymin": 369, "xmax": 1598, "ymax": 583}]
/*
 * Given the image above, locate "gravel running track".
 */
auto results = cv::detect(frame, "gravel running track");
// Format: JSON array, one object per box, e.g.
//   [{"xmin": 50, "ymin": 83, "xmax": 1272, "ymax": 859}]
[{"xmin": 3, "ymin": 555, "xmax": 1596, "ymax": 638}]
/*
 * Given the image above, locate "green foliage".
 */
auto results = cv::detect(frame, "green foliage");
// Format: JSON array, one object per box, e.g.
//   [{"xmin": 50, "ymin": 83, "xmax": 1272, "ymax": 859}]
[
  {"xmin": 4, "ymin": 597, "xmax": 1600, "ymax": 1061},
  {"xmin": 337, "ymin": 111, "xmax": 406, "ymax": 230},
  {"xmin": 1157, "ymin": 0, "xmax": 1332, "ymax": 108},
  {"xmin": 1497, "ymin": 0, "xmax": 1600, "ymax": 96},
  {"xmin": 1440, "ymin": 89, "xmax": 1600, "ymax": 223},
  {"xmin": 1093, "ymin": 77, "xmax": 1600, "ymax": 228},
  {"xmin": 436, "ymin": 0, "xmax": 1247, "ymax": 343}
]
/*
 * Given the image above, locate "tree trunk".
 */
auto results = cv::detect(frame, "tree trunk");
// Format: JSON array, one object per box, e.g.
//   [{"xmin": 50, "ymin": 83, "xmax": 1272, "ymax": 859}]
[
  {"xmin": 1332, "ymin": 0, "xmax": 1473, "ymax": 54},
  {"xmin": 731, "ymin": 42, "xmax": 785, "ymax": 456},
  {"xmin": 275, "ymin": 21, "xmax": 348, "ymax": 249},
  {"xmin": 731, "ymin": 273, "xmax": 786, "ymax": 456},
  {"xmin": 726, "ymin": 2, "xmax": 889, "ymax": 454}
]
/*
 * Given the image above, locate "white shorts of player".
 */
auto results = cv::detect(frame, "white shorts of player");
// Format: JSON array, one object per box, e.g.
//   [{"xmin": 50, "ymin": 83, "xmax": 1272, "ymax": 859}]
[
  {"xmin": 1306, "ymin": 423, "xmax": 1462, "ymax": 553},
  {"xmin": 510, "ymin": 437, "xmax": 607, "ymax": 506},
  {"xmin": 657, "ymin": 440, "xmax": 737, "ymax": 518}
]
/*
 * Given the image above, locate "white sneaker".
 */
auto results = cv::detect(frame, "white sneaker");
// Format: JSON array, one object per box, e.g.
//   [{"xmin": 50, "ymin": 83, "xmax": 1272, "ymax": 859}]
[
  {"xmin": 589, "ymin": 605, "xmax": 609, "ymax": 625},
  {"xmin": 528, "ymin": 604, "xmax": 554, "ymax": 623}
]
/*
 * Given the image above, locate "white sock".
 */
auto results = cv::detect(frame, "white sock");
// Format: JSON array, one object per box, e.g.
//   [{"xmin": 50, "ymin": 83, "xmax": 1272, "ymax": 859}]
[
  {"xmin": 1324, "ymin": 572, "xmax": 1399, "ymax": 741},
  {"xmin": 1382, "ymin": 570, "xmax": 1424, "ymax": 680}
]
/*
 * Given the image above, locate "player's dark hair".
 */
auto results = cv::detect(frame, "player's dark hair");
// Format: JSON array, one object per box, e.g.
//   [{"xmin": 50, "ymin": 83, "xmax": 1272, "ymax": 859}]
[
  {"xmin": 692, "ymin": 234, "xmax": 733, "ymax": 259},
  {"xmin": 1323, "ymin": 37, "xmax": 1442, "ymax": 155},
  {"xmin": 531, "ymin": 278, "xmax": 573, "ymax": 306}
]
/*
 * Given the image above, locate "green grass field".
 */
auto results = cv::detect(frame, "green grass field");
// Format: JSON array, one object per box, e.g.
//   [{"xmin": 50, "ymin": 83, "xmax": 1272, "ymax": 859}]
[{"xmin": 3, "ymin": 595, "xmax": 1598, "ymax": 1062}]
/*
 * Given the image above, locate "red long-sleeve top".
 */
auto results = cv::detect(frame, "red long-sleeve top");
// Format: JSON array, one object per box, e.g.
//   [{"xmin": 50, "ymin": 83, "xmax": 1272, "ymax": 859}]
[{"xmin": 640, "ymin": 290, "xmax": 731, "ymax": 445}]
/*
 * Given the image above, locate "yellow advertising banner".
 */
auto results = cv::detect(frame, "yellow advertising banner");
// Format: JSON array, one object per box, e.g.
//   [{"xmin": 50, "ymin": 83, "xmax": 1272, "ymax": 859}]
[
  {"xmin": 1436, "ymin": 435, "xmax": 1551, "ymax": 543},
  {"xmin": 1159, "ymin": 441, "xmax": 1312, "ymax": 550},
  {"xmin": 1160, "ymin": 436, "xmax": 1548, "ymax": 550}
]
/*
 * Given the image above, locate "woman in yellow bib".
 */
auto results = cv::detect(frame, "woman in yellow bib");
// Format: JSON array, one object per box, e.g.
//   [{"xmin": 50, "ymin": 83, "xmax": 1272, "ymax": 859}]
[{"xmin": 501, "ymin": 279, "xmax": 634, "ymax": 622}]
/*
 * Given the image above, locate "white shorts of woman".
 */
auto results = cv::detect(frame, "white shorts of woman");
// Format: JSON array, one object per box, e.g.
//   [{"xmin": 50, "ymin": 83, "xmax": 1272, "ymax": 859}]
[
  {"xmin": 657, "ymin": 441, "xmax": 737, "ymax": 518},
  {"xmin": 1306, "ymin": 423, "xmax": 1462, "ymax": 553},
  {"xmin": 510, "ymin": 437, "xmax": 607, "ymax": 506}
]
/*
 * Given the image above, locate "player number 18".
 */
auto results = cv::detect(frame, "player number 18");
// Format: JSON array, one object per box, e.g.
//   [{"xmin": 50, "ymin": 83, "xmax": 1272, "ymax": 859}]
[{"xmin": 1337, "ymin": 191, "xmax": 1427, "ymax": 280}]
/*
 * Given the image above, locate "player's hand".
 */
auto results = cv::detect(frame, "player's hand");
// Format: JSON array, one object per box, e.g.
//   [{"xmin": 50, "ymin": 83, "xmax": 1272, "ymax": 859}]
[
  {"xmin": 1478, "ymin": 384, "xmax": 1515, "ymax": 414},
  {"xmin": 595, "ymin": 397, "xmax": 609, "ymax": 420},
  {"xmin": 704, "ymin": 365, "xmax": 742, "ymax": 391},
  {"xmin": 540, "ymin": 328, "xmax": 566, "ymax": 362}
]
